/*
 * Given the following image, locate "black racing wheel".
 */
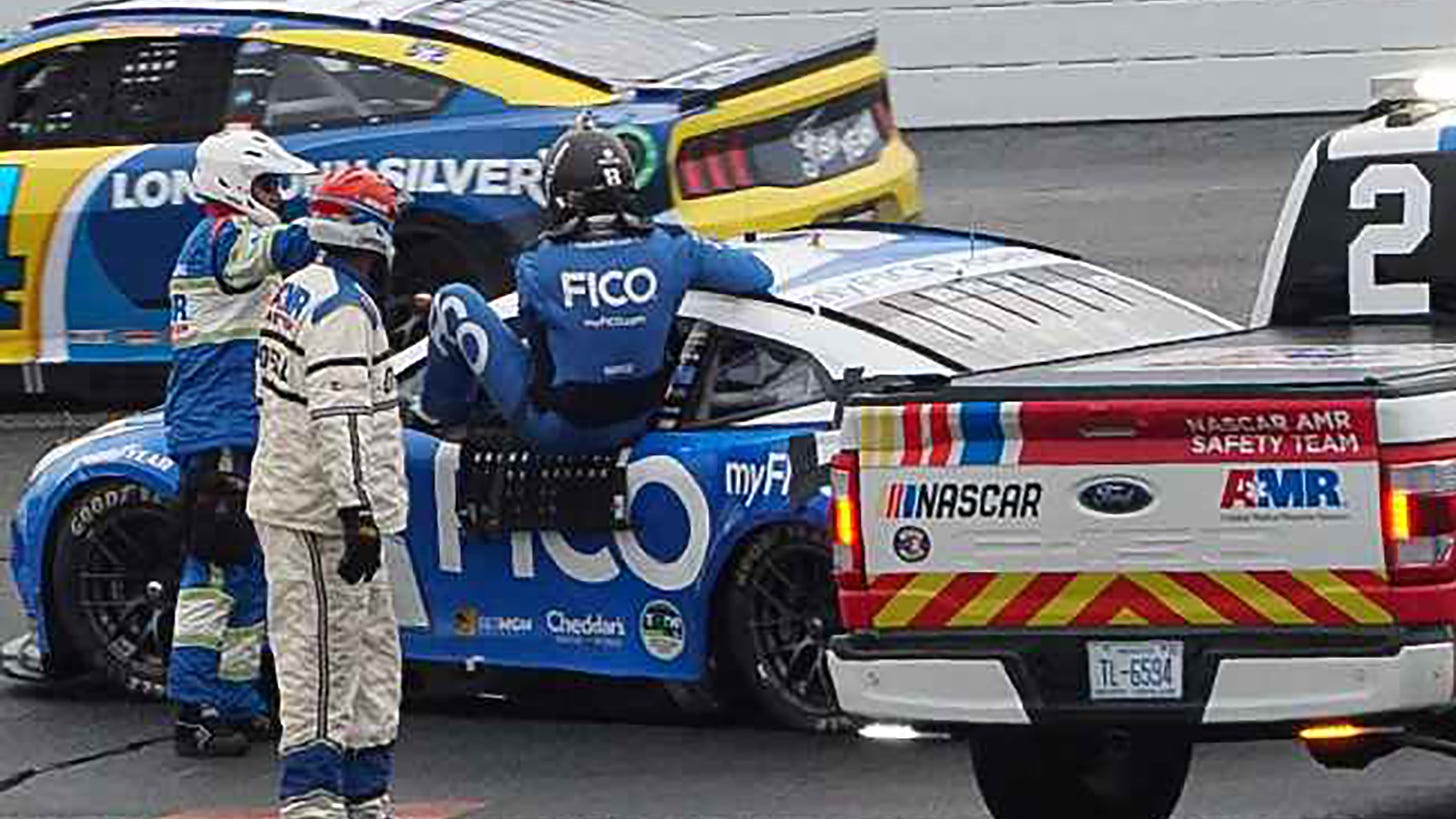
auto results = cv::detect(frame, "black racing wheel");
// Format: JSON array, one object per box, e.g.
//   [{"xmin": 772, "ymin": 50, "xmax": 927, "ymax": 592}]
[
  {"xmin": 49, "ymin": 481, "xmax": 182, "ymax": 698},
  {"xmin": 719, "ymin": 525, "xmax": 852, "ymax": 732}
]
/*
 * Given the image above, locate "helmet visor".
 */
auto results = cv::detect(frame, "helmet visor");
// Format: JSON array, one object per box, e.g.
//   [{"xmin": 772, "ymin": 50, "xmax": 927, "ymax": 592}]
[{"xmin": 252, "ymin": 174, "xmax": 286, "ymax": 213}]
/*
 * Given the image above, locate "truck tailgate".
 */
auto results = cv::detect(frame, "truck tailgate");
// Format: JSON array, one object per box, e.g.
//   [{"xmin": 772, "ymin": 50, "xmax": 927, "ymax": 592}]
[{"xmin": 850, "ymin": 398, "xmax": 1393, "ymax": 629}]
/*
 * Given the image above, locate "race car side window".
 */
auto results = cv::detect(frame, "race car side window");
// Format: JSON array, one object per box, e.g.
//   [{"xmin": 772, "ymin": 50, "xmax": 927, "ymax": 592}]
[
  {"xmin": 0, "ymin": 38, "xmax": 236, "ymax": 149},
  {"xmin": 229, "ymin": 43, "xmax": 458, "ymax": 133},
  {"xmin": 692, "ymin": 330, "xmax": 830, "ymax": 426}
]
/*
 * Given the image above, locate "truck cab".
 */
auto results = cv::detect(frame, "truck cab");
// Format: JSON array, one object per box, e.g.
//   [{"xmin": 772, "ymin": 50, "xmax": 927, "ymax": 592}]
[{"xmin": 826, "ymin": 77, "xmax": 1456, "ymax": 819}]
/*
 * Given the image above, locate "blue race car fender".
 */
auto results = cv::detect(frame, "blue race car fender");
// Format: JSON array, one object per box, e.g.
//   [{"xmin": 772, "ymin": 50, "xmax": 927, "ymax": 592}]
[
  {"xmin": 395, "ymin": 425, "xmax": 829, "ymax": 682},
  {"xmin": 11, "ymin": 415, "xmax": 177, "ymax": 655}
]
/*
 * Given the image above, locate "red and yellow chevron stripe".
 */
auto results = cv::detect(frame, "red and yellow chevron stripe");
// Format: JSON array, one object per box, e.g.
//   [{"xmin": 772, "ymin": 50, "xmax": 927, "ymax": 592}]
[{"xmin": 868, "ymin": 570, "xmax": 1393, "ymax": 629}]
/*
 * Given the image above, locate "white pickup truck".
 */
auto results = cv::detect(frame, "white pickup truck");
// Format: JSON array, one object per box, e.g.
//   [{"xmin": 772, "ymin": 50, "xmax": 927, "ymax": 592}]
[{"xmin": 825, "ymin": 77, "xmax": 1456, "ymax": 819}]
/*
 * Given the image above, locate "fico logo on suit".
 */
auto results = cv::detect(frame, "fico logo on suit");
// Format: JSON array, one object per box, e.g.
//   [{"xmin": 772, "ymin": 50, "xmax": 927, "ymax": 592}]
[{"xmin": 561, "ymin": 267, "xmax": 659, "ymax": 309}]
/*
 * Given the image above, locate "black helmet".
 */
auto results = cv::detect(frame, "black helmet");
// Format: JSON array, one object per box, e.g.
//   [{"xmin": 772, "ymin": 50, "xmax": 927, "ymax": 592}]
[{"xmin": 543, "ymin": 112, "xmax": 637, "ymax": 225}]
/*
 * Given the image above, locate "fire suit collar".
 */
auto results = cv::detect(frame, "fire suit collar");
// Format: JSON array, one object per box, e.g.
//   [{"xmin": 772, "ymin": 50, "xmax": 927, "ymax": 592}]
[{"xmin": 322, "ymin": 255, "xmax": 380, "ymax": 303}]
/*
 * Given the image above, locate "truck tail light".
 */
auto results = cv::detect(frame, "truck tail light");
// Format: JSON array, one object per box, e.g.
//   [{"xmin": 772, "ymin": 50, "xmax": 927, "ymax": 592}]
[
  {"xmin": 830, "ymin": 451, "xmax": 865, "ymax": 590},
  {"xmin": 1382, "ymin": 450, "xmax": 1456, "ymax": 585}
]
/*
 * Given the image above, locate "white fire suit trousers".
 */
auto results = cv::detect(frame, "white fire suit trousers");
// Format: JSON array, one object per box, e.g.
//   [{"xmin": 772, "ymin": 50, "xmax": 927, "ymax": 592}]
[{"xmin": 258, "ymin": 524, "xmax": 402, "ymax": 819}]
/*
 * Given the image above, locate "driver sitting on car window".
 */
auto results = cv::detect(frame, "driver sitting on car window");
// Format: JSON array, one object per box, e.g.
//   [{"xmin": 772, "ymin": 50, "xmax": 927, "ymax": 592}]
[{"xmin": 421, "ymin": 113, "xmax": 774, "ymax": 454}]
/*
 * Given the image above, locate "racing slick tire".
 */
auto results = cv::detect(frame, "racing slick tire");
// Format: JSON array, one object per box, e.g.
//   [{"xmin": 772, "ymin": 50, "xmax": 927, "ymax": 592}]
[
  {"xmin": 720, "ymin": 525, "xmax": 852, "ymax": 733},
  {"xmin": 392, "ymin": 215, "xmax": 511, "ymax": 348},
  {"xmin": 969, "ymin": 727, "xmax": 1192, "ymax": 819},
  {"xmin": 49, "ymin": 481, "xmax": 182, "ymax": 698}
]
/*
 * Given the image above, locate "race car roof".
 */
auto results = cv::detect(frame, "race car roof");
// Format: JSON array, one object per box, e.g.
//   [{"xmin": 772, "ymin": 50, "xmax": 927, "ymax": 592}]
[{"xmin": 41, "ymin": 0, "xmax": 750, "ymax": 86}]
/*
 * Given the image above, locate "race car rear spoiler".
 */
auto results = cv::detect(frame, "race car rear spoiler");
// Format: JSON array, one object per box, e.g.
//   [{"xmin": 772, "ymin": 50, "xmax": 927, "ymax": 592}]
[{"xmin": 661, "ymin": 30, "xmax": 882, "ymax": 110}]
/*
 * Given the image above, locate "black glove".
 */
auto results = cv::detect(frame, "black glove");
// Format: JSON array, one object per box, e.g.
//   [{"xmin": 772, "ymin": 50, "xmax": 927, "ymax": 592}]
[{"xmin": 338, "ymin": 506, "xmax": 382, "ymax": 585}]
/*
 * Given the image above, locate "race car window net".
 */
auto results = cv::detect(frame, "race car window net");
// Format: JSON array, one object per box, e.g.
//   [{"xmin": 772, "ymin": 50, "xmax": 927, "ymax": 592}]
[
  {"xmin": 689, "ymin": 329, "xmax": 832, "ymax": 426},
  {"xmin": 838, "ymin": 262, "xmax": 1232, "ymax": 373},
  {"xmin": 228, "ymin": 43, "xmax": 459, "ymax": 134},
  {"xmin": 0, "ymin": 37, "xmax": 236, "ymax": 149},
  {"xmin": 676, "ymin": 83, "xmax": 894, "ymax": 199}
]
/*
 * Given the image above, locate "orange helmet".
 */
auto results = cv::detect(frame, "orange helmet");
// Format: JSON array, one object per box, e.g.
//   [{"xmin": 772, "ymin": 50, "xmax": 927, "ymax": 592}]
[{"xmin": 306, "ymin": 168, "xmax": 408, "ymax": 265}]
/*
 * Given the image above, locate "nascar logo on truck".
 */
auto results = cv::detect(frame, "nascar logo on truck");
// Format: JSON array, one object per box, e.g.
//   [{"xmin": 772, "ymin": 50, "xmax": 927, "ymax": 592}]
[{"xmin": 882, "ymin": 481, "xmax": 1043, "ymax": 520}]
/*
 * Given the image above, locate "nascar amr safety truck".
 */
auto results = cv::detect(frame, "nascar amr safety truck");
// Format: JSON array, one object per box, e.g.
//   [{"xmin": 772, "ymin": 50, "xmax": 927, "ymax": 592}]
[{"xmin": 822, "ymin": 77, "xmax": 1456, "ymax": 819}]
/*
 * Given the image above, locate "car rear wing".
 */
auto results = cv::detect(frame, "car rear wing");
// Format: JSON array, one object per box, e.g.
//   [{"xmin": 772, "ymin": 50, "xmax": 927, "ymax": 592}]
[{"xmin": 660, "ymin": 30, "xmax": 882, "ymax": 110}]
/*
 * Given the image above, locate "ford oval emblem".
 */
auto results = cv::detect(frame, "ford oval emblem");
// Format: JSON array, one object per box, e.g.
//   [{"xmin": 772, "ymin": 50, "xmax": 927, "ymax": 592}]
[{"xmin": 1079, "ymin": 478, "xmax": 1154, "ymax": 516}]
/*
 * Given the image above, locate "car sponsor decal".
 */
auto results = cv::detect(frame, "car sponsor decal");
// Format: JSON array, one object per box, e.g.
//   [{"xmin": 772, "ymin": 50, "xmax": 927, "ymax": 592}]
[
  {"xmin": 108, "ymin": 156, "xmax": 547, "ymax": 211},
  {"xmin": 482, "ymin": 614, "xmax": 534, "ymax": 637},
  {"xmin": 865, "ymin": 570, "xmax": 1393, "ymax": 629},
  {"xmin": 405, "ymin": 40, "xmax": 452, "ymax": 65},
  {"xmin": 892, "ymin": 526, "xmax": 931, "ymax": 563},
  {"xmin": 723, "ymin": 451, "xmax": 791, "ymax": 506},
  {"xmin": 882, "ymin": 480, "xmax": 1042, "ymax": 520},
  {"xmin": 433, "ymin": 447, "xmax": 712, "ymax": 592},
  {"xmin": 639, "ymin": 600, "xmax": 685, "ymax": 662},
  {"xmin": 546, "ymin": 609, "xmax": 627, "ymax": 650},
  {"xmin": 453, "ymin": 605, "xmax": 479, "ymax": 637},
  {"xmin": 1219, "ymin": 468, "xmax": 1345, "ymax": 511}
]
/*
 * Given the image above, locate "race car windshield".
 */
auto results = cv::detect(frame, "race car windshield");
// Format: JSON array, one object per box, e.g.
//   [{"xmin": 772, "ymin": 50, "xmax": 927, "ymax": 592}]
[
  {"xmin": 838, "ymin": 261, "xmax": 1234, "ymax": 372},
  {"xmin": 403, "ymin": 0, "xmax": 748, "ymax": 84}
]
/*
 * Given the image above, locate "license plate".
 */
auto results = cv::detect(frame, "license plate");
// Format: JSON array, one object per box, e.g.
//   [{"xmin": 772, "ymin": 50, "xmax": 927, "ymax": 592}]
[{"xmin": 1087, "ymin": 641, "xmax": 1183, "ymax": 701}]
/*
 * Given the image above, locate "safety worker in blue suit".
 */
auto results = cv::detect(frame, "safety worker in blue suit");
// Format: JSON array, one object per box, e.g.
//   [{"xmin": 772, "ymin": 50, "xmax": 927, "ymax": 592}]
[
  {"xmin": 423, "ymin": 114, "xmax": 775, "ymax": 453},
  {"xmin": 165, "ymin": 127, "xmax": 318, "ymax": 757}
]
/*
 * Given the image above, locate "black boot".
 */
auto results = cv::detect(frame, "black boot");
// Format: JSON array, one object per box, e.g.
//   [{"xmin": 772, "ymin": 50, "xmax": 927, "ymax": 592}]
[{"xmin": 175, "ymin": 705, "xmax": 250, "ymax": 758}]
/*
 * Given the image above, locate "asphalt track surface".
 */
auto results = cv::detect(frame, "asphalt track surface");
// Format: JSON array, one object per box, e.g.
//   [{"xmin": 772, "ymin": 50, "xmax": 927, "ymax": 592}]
[{"xmin": 7, "ymin": 114, "xmax": 1456, "ymax": 819}]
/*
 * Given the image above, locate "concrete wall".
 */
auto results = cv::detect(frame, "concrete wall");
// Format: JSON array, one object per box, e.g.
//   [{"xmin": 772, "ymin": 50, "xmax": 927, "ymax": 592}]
[
  {"xmin": 633, "ymin": 0, "xmax": 1456, "ymax": 127},
  {"xmin": 0, "ymin": 0, "xmax": 59, "ymax": 33},
  {"xmin": 5, "ymin": 1, "xmax": 1456, "ymax": 126}
]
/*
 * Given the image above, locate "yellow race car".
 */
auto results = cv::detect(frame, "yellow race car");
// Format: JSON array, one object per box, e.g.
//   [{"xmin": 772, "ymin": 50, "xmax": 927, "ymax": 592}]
[{"xmin": 0, "ymin": 0, "xmax": 920, "ymax": 401}]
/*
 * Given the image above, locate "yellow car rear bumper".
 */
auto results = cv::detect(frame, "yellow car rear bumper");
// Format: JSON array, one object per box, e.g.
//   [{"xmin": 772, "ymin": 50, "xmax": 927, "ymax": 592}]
[{"xmin": 675, "ymin": 139, "xmax": 922, "ymax": 239}]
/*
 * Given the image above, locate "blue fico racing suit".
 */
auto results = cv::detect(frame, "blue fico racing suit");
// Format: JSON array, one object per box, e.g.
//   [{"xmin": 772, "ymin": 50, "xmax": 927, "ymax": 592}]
[
  {"xmin": 164, "ymin": 204, "xmax": 315, "ymax": 723},
  {"xmin": 423, "ymin": 225, "xmax": 775, "ymax": 453}
]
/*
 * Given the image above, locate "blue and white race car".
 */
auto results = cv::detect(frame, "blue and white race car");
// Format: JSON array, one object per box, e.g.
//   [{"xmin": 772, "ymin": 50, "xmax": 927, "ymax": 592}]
[{"xmin": 2, "ymin": 224, "xmax": 1235, "ymax": 730}]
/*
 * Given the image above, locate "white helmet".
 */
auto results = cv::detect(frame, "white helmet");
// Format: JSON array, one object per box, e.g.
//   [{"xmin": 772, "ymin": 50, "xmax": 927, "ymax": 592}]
[{"xmin": 191, "ymin": 128, "xmax": 317, "ymax": 226}]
